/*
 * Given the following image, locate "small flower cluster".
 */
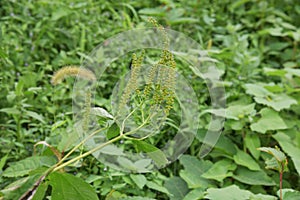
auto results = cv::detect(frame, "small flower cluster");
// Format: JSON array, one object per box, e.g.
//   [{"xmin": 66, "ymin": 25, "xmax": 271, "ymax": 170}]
[
  {"xmin": 143, "ymin": 18, "xmax": 176, "ymax": 115},
  {"xmin": 118, "ymin": 50, "xmax": 145, "ymax": 111}
]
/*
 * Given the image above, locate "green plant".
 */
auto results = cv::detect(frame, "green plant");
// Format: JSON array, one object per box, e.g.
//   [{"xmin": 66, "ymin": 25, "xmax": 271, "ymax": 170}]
[
  {"xmin": 0, "ymin": 18, "xmax": 179, "ymax": 200},
  {"xmin": 258, "ymin": 147, "xmax": 288, "ymax": 200}
]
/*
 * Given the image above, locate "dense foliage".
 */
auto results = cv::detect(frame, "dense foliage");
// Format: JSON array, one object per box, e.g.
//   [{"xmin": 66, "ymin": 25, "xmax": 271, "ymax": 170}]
[{"xmin": 0, "ymin": 0, "xmax": 300, "ymax": 199}]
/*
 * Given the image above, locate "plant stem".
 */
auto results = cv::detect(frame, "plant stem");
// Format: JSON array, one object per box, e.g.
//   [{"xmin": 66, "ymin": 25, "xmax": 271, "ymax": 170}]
[
  {"xmin": 56, "ymin": 126, "xmax": 108, "ymax": 166},
  {"xmin": 53, "ymin": 134, "xmax": 123, "ymax": 172}
]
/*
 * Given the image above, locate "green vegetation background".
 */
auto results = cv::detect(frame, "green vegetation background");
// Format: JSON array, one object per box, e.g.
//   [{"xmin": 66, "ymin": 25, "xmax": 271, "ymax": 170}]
[{"xmin": 0, "ymin": 0, "xmax": 300, "ymax": 199}]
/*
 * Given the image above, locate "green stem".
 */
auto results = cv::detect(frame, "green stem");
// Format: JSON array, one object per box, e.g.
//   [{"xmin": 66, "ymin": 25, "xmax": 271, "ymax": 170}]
[
  {"xmin": 53, "ymin": 134, "xmax": 123, "ymax": 172},
  {"xmin": 56, "ymin": 126, "xmax": 109, "ymax": 166}
]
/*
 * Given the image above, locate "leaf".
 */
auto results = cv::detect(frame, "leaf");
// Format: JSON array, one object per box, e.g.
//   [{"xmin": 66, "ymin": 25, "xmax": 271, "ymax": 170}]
[
  {"xmin": 25, "ymin": 111, "xmax": 46, "ymax": 123},
  {"xmin": 233, "ymin": 150, "xmax": 261, "ymax": 170},
  {"xmin": 49, "ymin": 172, "xmax": 98, "ymax": 200},
  {"xmin": 130, "ymin": 174, "xmax": 147, "ymax": 189},
  {"xmin": 31, "ymin": 182, "xmax": 48, "ymax": 200},
  {"xmin": 146, "ymin": 181, "xmax": 170, "ymax": 195},
  {"xmin": 245, "ymin": 134, "xmax": 261, "ymax": 160},
  {"xmin": 1, "ymin": 174, "xmax": 43, "ymax": 200},
  {"xmin": 91, "ymin": 107, "xmax": 114, "ymax": 119},
  {"xmin": 280, "ymin": 189, "xmax": 300, "ymax": 200},
  {"xmin": 205, "ymin": 185, "xmax": 252, "ymax": 200},
  {"xmin": 233, "ymin": 167, "xmax": 276, "ymax": 186},
  {"xmin": 244, "ymin": 84, "xmax": 297, "ymax": 111},
  {"xmin": 257, "ymin": 146, "xmax": 286, "ymax": 163},
  {"xmin": 273, "ymin": 132, "xmax": 300, "ymax": 175},
  {"xmin": 132, "ymin": 140, "xmax": 168, "ymax": 168},
  {"xmin": 201, "ymin": 159, "xmax": 236, "ymax": 182},
  {"xmin": 106, "ymin": 123, "xmax": 120, "ymax": 140},
  {"xmin": 3, "ymin": 156, "xmax": 56, "ymax": 177},
  {"xmin": 164, "ymin": 176, "xmax": 189, "ymax": 200},
  {"xmin": 183, "ymin": 188, "xmax": 205, "ymax": 200},
  {"xmin": 0, "ymin": 107, "xmax": 20, "ymax": 115},
  {"xmin": 0, "ymin": 154, "xmax": 8, "ymax": 171},
  {"xmin": 250, "ymin": 108, "xmax": 287, "ymax": 133},
  {"xmin": 179, "ymin": 155, "xmax": 212, "ymax": 188}
]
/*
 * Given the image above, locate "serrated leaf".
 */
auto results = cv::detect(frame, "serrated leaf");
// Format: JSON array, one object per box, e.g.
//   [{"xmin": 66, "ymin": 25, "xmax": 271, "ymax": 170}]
[
  {"xmin": 233, "ymin": 167, "xmax": 276, "ymax": 186},
  {"xmin": 49, "ymin": 172, "xmax": 98, "ymax": 200},
  {"xmin": 3, "ymin": 156, "xmax": 56, "ymax": 177},
  {"xmin": 164, "ymin": 176, "xmax": 189, "ymax": 200},
  {"xmin": 233, "ymin": 150, "xmax": 260, "ymax": 170},
  {"xmin": 250, "ymin": 108, "xmax": 287, "ymax": 133},
  {"xmin": 202, "ymin": 159, "xmax": 236, "ymax": 182}
]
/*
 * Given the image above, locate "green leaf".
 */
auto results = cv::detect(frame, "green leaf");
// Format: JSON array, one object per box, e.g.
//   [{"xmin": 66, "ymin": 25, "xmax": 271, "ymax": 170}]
[
  {"xmin": 201, "ymin": 159, "xmax": 236, "ymax": 182},
  {"xmin": 1, "ymin": 174, "xmax": 43, "ymax": 200},
  {"xmin": 250, "ymin": 108, "xmax": 287, "ymax": 133},
  {"xmin": 164, "ymin": 176, "xmax": 189, "ymax": 200},
  {"xmin": 179, "ymin": 155, "xmax": 212, "ymax": 188},
  {"xmin": 0, "ymin": 107, "xmax": 20, "ymax": 115},
  {"xmin": 49, "ymin": 172, "xmax": 98, "ymax": 200},
  {"xmin": 280, "ymin": 189, "xmax": 300, "ymax": 200},
  {"xmin": 31, "ymin": 182, "xmax": 48, "ymax": 200},
  {"xmin": 233, "ymin": 167, "xmax": 276, "ymax": 186},
  {"xmin": 183, "ymin": 188, "xmax": 205, "ymax": 200},
  {"xmin": 25, "ymin": 111, "xmax": 46, "ymax": 123},
  {"xmin": 3, "ymin": 156, "xmax": 56, "ymax": 177},
  {"xmin": 245, "ymin": 134, "xmax": 261, "ymax": 160},
  {"xmin": 146, "ymin": 181, "xmax": 170, "ymax": 195},
  {"xmin": 245, "ymin": 84, "xmax": 297, "ymax": 111},
  {"xmin": 130, "ymin": 174, "xmax": 147, "ymax": 189},
  {"xmin": 106, "ymin": 123, "xmax": 120, "ymax": 140},
  {"xmin": 257, "ymin": 146, "xmax": 286, "ymax": 163},
  {"xmin": 233, "ymin": 150, "xmax": 261, "ymax": 170},
  {"xmin": 205, "ymin": 185, "xmax": 252, "ymax": 200},
  {"xmin": 273, "ymin": 132, "xmax": 300, "ymax": 174},
  {"xmin": 0, "ymin": 154, "xmax": 8, "ymax": 171},
  {"xmin": 132, "ymin": 140, "xmax": 168, "ymax": 168}
]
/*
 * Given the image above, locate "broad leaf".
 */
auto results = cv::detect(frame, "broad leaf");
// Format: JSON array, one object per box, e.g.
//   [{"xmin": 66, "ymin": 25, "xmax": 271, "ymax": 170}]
[
  {"xmin": 3, "ymin": 156, "xmax": 56, "ymax": 177},
  {"xmin": 91, "ymin": 107, "xmax": 114, "ymax": 119},
  {"xmin": 130, "ymin": 174, "xmax": 147, "ymax": 189},
  {"xmin": 244, "ymin": 84, "xmax": 297, "ymax": 111},
  {"xmin": 201, "ymin": 159, "xmax": 236, "ymax": 182},
  {"xmin": 245, "ymin": 134, "xmax": 261, "ymax": 160},
  {"xmin": 49, "ymin": 172, "xmax": 98, "ymax": 200},
  {"xmin": 179, "ymin": 155, "xmax": 213, "ymax": 188},
  {"xmin": 273, "ymin": 132, "xmax": 300, "ymax": 175},
  {"xmin": 164, "ymin": 176, "xmax": 189, "ymax": 200},
  {"xmin": 132, "ymin": 140, "xmax": 168, "ymax": 168},
  {"xmin": 106, "ymin": 123, "xmax": 120, "ymax": 140},
  {"xmin": 205, "ymin": 185, "xmax": 252, "ymax": 200},
  {"xmin": 233, "ymin": 167, "xmax": 275, "ymax": 186},
  {"xmin": 250, "ymin": 108, "xmax": 287, "ymax": 133},
  {"xmin": 183, "ymin": 188, "xmax": 204, "ymax": 200},
  {"xmin": 233, "ymin": 150, "xmax": 260, "ymax": 170}
]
